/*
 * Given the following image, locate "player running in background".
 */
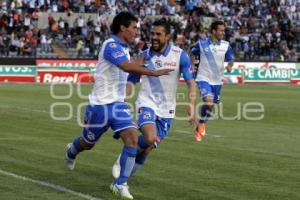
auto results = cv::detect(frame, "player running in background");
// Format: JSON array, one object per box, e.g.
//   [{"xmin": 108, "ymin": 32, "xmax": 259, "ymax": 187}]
[
  {"xmin": 64, "ymin": 12, "xmax": 172, "ymax": 200},
  {"xmin": 112, "ymin": 18, "xmax": 196, "ymax": 179},
  {"xmin": 190, "ymin": 20, "xmax": 235, "ymax": 142}
]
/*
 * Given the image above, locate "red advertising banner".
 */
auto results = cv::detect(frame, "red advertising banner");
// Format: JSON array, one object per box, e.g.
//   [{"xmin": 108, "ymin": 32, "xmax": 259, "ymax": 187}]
[
  {"xmin": 0, "ymin": 76, "xmax": 35, "ymax": 82},
  {"xmin": 36, "ymin": 59, "xmax": 97, "ymax": 68},
  {"xmin": 37, "ymin": 70, "xmax": 94, "ymax": 83}
]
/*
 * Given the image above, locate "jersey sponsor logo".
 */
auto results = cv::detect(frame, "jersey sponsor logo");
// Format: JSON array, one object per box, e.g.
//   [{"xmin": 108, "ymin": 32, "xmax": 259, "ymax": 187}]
[
  {"xmin": 109, "ymin": 42, "xmax": 117, "ymax": 48},
  {"xmin": 113, "ymin": 51, "xmax": 125, "ymax": 58},
  {"xmin": 164, "ymin": 61, "xmax": 176, "ymax": 68},
  {"xmin": 212, "ymin": 47, "xmax": 226, "ymax": 53},
  {"xmin": 171, "ymin": 49, "xmax": 181, "ymax": 54}
]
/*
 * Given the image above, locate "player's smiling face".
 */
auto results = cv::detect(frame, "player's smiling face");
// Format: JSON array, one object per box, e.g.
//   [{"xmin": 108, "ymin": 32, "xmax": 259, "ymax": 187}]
[
  {"xmin": 150, "ymin": 26, "xmax": 170, "ymax": 52},
  {"xmin": 213, "ymin": 25, "xmax": 225, "ymax": 41}
]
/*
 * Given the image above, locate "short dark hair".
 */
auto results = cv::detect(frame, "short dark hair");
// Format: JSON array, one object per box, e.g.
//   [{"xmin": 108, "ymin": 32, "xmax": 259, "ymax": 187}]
[
  {"xmin": 110, "ymin": 12, "xmax": 138, "ymax": 34},
  {"xmin": 152, "ymin": 18, "xmax": 171, "ymax": 35},
  {"xmin": 210, "ymin": 20, "xmax": 225, "ymax": 33}
]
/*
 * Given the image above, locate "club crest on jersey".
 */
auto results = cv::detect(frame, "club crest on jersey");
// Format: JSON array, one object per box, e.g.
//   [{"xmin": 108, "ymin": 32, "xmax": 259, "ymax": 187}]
[
  {"xmin": 87, "ymin": 131, "xmax": 95, "ymax": 141},
  {"xmin": 143, "ymin": 112, "xmax": 152, "ymax": 119},
  {"xmin": 155, "ymin": 60, "xmax": 163, "ymax": 68},
  {"xmin": 109, "ymin": 43, "xmax": 117, "ymax": 48}
]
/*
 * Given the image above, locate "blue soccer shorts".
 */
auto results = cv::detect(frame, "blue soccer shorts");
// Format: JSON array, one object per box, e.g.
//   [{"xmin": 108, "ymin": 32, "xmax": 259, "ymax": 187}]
[
  {"xmin": 81, "ymin": 102, "xmax": 137, "ymax": 144},
  {"xmin": 137, "ymin": 107, "xmax": 173, "ymax": 146},
  {"xmin": 196, "ymin": 81, "xmax": 222, "ymax": 104}
]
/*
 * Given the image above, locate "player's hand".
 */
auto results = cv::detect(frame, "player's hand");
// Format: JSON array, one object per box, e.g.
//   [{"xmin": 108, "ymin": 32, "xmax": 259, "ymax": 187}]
[
  {"xmin": 153, "ymin": 68, "xmax": 174, "ymax": 76},
  {"xmin": 132, "ymin": 56, "xmax": 145, "ymax": 66}
]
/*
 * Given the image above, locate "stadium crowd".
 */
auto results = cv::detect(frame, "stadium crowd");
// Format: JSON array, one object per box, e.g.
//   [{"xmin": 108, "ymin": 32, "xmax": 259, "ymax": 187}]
[{"xmin": 0, "ymin": 0, "xmax": 299, "ymax": 61}]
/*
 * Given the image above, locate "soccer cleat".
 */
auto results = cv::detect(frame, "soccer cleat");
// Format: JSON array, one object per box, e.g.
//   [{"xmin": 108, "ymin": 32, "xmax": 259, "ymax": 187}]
[
  {"xmin": 65, "ymin": 143, "xmax": 76, "ymax": 170},
  {"xmin": 112, "ymin": 154, "xmax": 121, "ymax": 179},
  {"xmin": 110, "ymin": 182, "xmax": 134, "ymax": 200},
  {"xmin": 194, "ymin": 123, "xmax": 206, "ymax": 142}
]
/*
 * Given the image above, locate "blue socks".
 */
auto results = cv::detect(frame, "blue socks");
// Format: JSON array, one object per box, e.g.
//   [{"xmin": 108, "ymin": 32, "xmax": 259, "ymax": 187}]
[
  {"xmin": 136, "ymin": 135, "xmax": 151, "ymax": 165},
  {"xmin": 135, "ymin": 149, "xmax": 148, "ymax": 165},
  {"xmin": 115, "ymin": 145, "xmax": 138, "ymax": 185},
  {"xmin": 138, "ymin": 135, "xmax": 150, "ymax": 149},
  {"xmin": 67, "ymin": 137, "xmax": 84, "ymax": 159},
  {"xmin": 200, "ymin": 104, "xmax": 212, "ymax": 123}
]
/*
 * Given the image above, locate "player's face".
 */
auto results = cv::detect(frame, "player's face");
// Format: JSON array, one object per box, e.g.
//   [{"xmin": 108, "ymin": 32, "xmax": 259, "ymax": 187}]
[
  {"xmin": 122, "ymin": 21, "xmax": 138, "ymax": 44},
  {"xmin": 150, "ymin": 26, "xmax": 170, "ymax": 52},
  {"xmin": 212, "ymin": 25, "xmax": 225, "ymax": 41}
]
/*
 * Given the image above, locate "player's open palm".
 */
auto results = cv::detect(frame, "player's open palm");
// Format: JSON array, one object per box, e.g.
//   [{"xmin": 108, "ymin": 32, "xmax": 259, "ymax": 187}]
[{"xmin": 153, "ymin": 68, "xmax": 174, "ymax": 76}]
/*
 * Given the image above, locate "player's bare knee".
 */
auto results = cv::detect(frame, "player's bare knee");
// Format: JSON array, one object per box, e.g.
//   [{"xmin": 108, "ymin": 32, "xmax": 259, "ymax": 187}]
[
  {"xmin": 79, "ymin": 137, "xmax": 95, "ymax": 150},
  {"xmin": 207, "ymin": 103, "xmax": 214, "ymax": 109},
  {"xmin": 120, "ymin": 128, "xmax": 138, "ymax": 147},
  {"xmin": 127, "ymin": 136, "xmax": 138, "ymax": 147},
  {"xmin": 83, "ymin": 143, "xmax": 94, "ymax": 150},
  {"xmin": 144, "ymin": 134, "xmax": 156, "ymax": 146}
]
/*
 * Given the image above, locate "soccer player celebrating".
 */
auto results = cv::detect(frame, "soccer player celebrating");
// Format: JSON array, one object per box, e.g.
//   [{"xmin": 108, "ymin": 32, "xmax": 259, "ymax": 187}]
[
  {"xmin": 112, "ymin": 19, "xmax": 196, "ymax": 180},
  {"xmin": 191, "ymin": 20, "xmax": 235, "ymax": 142},
  {"xmin": 64, "ymin": 12, "xmax": 172, "ymax": 200}
]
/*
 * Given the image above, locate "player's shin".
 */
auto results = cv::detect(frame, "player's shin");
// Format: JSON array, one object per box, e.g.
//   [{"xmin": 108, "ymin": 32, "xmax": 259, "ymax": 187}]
[
  {"xmin": 115, "ymin": 145, "xmax": 138, "ymax": 185},
  {"xmin": 199, "ymin": 104, "xmax": 213, "ymax": 123},
  {"xmin": 67, "ymin": 137, "xmax": 84, "ymax": 159},
  {"xmin": 138, "ymin": 135, "xmax": 150, "ymax": 149},
  {"xmin": 132, "ymin": 148, "xmax": 150, "ymax": 175}
]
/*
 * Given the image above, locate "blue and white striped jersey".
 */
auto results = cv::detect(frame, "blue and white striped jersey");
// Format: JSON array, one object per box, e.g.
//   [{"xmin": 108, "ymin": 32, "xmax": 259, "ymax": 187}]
[
  {"xmin": 128, "ymin": 43, "xmax": 193, "ymax": 118},
  {"xmin": 89, "ymin": 35, "xmax": 130, "ymax": 105},
  {"xmin": 191, "ymin": 38, "xmax": 234, "ymax": 85}
]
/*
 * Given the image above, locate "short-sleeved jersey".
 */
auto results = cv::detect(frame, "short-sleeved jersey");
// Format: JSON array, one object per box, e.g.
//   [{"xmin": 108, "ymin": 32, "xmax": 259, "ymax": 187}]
[
  {"xmin": 191, "ymin": 38, "xmax": 234, "ymax": 85},
  {"xmin": 128, "ymin": 43, "xmax": 193, "ymax": 118},
  {"xmin": 89, "ymin": 35, "xmax": 130, "ymax": 105}
]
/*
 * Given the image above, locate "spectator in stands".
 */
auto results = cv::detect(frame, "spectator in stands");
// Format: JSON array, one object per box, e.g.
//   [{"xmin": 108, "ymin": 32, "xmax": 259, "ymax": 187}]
[{"xmin": 76, "ymin": 37, "xmax": 84, "ymax": 57}]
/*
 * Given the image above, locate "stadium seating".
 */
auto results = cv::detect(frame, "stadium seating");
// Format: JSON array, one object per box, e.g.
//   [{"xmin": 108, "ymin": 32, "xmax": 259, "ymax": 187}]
[{"xmin": 0, "ymin": 0, "xmax": 299, "ymax": 61}]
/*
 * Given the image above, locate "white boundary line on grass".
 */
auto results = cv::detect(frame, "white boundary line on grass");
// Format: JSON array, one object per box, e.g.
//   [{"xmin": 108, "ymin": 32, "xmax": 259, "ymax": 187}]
[
  {"xmin": 0, "ymin": 168, "xmax": 103, "ymax": 200},
  {"xmin": 0, "ymin": 105, "xmax": 51, "ymax": 114}
]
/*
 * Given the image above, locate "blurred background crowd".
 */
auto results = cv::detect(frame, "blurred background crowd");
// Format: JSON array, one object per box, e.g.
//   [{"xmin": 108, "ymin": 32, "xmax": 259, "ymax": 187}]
[{"xmin": 0, "ymin": 0, "xmax": 299, "ymax": 61}]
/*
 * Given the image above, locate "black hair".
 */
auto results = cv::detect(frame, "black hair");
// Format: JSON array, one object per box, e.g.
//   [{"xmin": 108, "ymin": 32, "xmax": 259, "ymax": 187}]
[
  {"xmin": 210, "ymin": 20, "xmax": 225, "ymax": 33},
  {"xmin": 152, "ymin": 18, "xmax": 171, "ymax": 35},
  {"xmin": 110, "ymin": 12, "xmax": 138, "ymax": 34}
]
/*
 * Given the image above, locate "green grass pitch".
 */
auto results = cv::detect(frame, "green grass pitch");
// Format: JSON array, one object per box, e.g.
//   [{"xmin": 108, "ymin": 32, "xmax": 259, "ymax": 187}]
[{"xmin": 0, "ymin": 83, "xmax": 299, "ymax": 200}]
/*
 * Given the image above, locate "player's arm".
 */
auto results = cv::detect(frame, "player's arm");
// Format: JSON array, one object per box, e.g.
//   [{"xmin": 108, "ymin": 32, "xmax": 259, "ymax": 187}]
[
  {"xmin": 103, "ymin": 42, "xmax": 173, "ymax": 76},
  {"xmin": 180, "ymin": 50, "xmax": 197, "ymax": 124},
  {"xmin": 225, "ymin": 45, "xmax": 235, "ymax": 72},
  {"xmin": 126, "ymin": 73, "xmax": 141, "ymax": 98},
  {"xmin": 189, "ymin": 42, "xmax": 201, "ymax": 78}
]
